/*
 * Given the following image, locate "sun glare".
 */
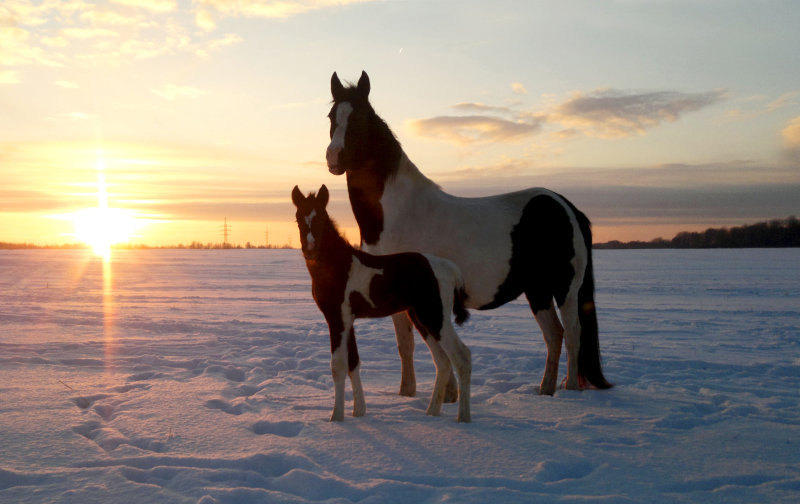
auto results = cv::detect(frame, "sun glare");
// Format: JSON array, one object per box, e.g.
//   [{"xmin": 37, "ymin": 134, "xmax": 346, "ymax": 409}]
[
  {"xmin": 72, "ymin": 206, "xmax": 137, "ymax": 258},
  {"xmin": 70, "ymin": 151, "xmax": 140, "ymax": 259}
]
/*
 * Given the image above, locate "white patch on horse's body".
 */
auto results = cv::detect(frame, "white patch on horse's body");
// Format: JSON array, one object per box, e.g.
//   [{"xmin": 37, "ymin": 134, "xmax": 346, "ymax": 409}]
[
  {"xmin": 364, "ymin": 154, "xmax": 558, "ymax": 308},
  {"xmin": 343, "ymin": 255, "xmax": 381, "ymax": 312},
  {"xmin": 326, "ymin": 102, "xmax": 353, "ymax": 171}
]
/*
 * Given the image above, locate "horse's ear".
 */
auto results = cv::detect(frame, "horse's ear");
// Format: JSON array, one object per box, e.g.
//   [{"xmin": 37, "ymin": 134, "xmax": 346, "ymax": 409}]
[
  {"xmin": 356, "ymin": 71, "xmax": 370, "ymax": 99},
  {"xmin": 331, "ymin": 72, "xmax": 345, "ymax": 101},
  {"xmin": 291, "ymin": 185, "xmax": 304, "ymax": 207},
  {"xmin": 317, "ymin": 184, "xmax": 329, "ymax": 208}
]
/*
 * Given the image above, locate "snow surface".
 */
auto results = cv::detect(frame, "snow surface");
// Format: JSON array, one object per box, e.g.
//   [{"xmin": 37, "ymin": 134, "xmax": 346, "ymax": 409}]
[{"xmin": 0, "ymin": 248, "xmax": 798, "ymax": 503}]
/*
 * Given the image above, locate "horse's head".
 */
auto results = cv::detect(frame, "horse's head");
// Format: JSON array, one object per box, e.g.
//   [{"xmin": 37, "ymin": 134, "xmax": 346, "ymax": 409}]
[
  {"xmin": 326, "ymin": 71, "xmax": 372, "ymax": 175},
  {"xmin": 292, "ymin": 184, "xmax": 330, "ymax": 260}
]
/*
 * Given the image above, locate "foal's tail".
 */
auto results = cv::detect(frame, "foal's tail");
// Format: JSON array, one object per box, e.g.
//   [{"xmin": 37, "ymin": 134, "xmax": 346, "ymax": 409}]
[
  {"xmin": 575, "ymin": 211, "xmax": 613, "ymax": 390},
  {"xmin": 453, "ymin": 284, "xmax": 470, "ymax": 326}
]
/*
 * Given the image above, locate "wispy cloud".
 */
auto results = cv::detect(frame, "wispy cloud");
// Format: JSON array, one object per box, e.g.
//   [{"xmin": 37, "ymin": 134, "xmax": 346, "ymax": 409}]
[
  {"xmin": 552, "ymin": 89, "xmax": 727, "ymax": 138},
  {"xmin": 110, "ymin": 0, "xmax": 177, "ymax": 13},
  {"xmin": 411, "ymin": 88, "xmax": 727, "ymax": 144},
  {"xmin": 195, "ymin": 0, "xmax": 375, "ymax": 23},
  {"xmin": 409, "ymin": 115, "xmax": 543, "ymax": 145},
  {"xmin": 152, "ymin": 84, "xmax": 209, "ymax": 101},
  {"xmin": 782, "ymin": 116, "xmax": 800, "ymax": 165},
  {"xmin": 54, "ymin": 80, "xmax": 79, "ymax": 89},
  {"xmin": 0, "ymin": 70, "xmax": 20, "ymax": 85},
  {"xmin": 511, "ymin": 82, "xmax": 528, "ymax": 95}
]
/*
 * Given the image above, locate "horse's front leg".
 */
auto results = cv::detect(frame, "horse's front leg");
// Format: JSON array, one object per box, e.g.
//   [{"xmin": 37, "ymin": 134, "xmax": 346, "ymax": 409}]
[
  {"xmin": 392, "ymin": 312, "xmax": 417, "ymax": 397},
  {"xmin": 329, "ymin": 323, "xmax": 352, "ymax": 422}
]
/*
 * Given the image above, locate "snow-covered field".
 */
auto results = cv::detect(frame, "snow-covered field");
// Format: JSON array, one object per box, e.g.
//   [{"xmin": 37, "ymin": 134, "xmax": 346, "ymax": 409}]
[{"xmin": 1, "ymin": 248, "xmax": 798, "ymax": 503}]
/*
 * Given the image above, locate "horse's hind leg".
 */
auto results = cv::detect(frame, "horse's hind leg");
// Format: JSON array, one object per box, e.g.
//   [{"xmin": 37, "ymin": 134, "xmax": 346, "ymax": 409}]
[
  {"xmin": 392, "ymin": 312, "xmax": 417, "ymax": 397},
  {"xmin": 530, "ymin": 299, "xmax": 564, "ymax": 396},
  {"xmin": 558, "ymin": 293, "xmax": 581, "ymax": 390}
]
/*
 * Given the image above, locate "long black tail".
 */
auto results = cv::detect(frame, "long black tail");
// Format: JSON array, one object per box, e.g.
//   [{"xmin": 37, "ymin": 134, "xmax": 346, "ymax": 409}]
[
  {"xmin": 575, "ymin": 211, "xmax": 613, "ymax": 389},
  {"xmin": 453, "ymin": 285, "xmax": 470, "ymax": 326}
]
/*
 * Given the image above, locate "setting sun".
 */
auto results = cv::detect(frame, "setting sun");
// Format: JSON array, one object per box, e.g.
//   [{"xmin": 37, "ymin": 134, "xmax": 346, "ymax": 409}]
[{"xmin": 71, "ymin": 206, "xmax": 138, "ymax": 258}]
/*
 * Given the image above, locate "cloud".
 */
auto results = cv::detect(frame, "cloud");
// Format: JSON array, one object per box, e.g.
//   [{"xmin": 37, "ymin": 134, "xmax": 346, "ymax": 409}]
[
  {"xmin": 54, "ymin": 80, "xmax": 79, "ymax": 89},
  {"xmin": 0, "ymin": 70, "xmax": 20, "ymax": 85},
  {"xmin": 196, "ymin": 10, "xmax": 217, "ymax": 32},
  {"xmin": 152, "ymin": 84, "xmax": 209, "ymax": 101},
  {"xmin": 551, "ymin": 89, "xmax": 726, "ymax": 138},
  {"xmin": 195, "ymin": 0, "xmax": 376, "ymax": 20},
  {"xmin": 410, "ymin": 87, "xmax": 726, "ymax": 145},
  {"xmin": 60, "ymin": 27, "xmax": 120, "ymax": 40},
  {"xmin": 782, "ymin": 116, "xmax": 800, "ymax": 165},
  {"xmin": 110, "ymin": 0, "xmax": 177, "ymax": 13},
  {"xmin": 766, "ymin": 91, "xmax": 799, "ymax": 112},
  {"xmin": 782, "ymin": 116, "xmax": 800, "ymax": 147},
  {"xmin": 511, "ymin": 82, "xmax": 528, "ymax": 95},
  {"xmin": 408, "ymin": 115, "xmax": 542, "ymax": 145},
  {"xmin": 45, "ymin": 112, "xmax": 93, "ymax": 121}
]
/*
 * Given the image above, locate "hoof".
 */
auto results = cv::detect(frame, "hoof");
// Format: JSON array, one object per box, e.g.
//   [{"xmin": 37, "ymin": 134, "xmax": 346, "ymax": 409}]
[
  {"xmin": 399, "ymin": 383, "xmax": 416, "ymax": 397},
  {"xmin": 443, "ymin": 381, "xmax": 458, "ymax": 404},
  {"xmin": 538, "ymin": 383, "xmax": 556, "ymax": 396}
]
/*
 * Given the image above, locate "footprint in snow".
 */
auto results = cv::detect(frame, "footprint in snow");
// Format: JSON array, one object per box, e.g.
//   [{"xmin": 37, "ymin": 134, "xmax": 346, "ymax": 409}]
[
  {"xmin": 250, "ymin": 420, "xmax": 304, "ymax": 438},
  {"xmin": 205, "ymin": 398, "xmax": 252, "ymax": 416}
]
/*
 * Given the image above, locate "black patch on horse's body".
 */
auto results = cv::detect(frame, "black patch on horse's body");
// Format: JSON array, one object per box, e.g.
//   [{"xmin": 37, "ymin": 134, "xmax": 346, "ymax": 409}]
[
  {"xmin": 352, "ymin": 250, "xmax": 445, "ymax": 340},
  {"xmin": 480, "ymin": 193, "xmax": 576, "ymax": 312}
]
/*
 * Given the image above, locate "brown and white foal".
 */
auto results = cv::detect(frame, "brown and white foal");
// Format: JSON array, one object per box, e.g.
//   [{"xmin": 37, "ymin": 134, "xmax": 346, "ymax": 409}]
[{"xmin": 292, "ymin": 184, "xmax": 472, "ymax": 422}]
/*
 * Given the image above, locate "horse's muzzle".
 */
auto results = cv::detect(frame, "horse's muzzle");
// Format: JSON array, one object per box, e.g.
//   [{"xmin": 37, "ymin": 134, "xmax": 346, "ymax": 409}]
[{"xmin": 326, "ymin": 146, "xmax": 346, "ymax": 175}]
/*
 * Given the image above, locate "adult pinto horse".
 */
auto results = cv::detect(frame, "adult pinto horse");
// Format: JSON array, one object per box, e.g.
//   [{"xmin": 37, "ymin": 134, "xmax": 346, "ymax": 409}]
[{"xmin": 326, "ymin": 71, "xmax": 612, "ymax": 398}]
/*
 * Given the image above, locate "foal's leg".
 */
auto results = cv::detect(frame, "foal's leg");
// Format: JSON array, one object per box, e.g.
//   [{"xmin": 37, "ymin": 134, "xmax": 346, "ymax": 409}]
[
  {"xmin": 329, "ymin": 322, "xmax": 353, "ymax": 422},
  {"xmin": 419, "ymin": 334, "xmax": 452, "ymax": 418},
  {"xmin": 530, "ymin": 299, "xmax": 564, "ymax": 396},
  {"xmin": 392, "ymin": 312, "xmax": 417, "ymax": 397},
  {"xmin": 438, "ymin": 321, "xmax": 472, "ymax": 423},
  {"xmin": 393, "ymin": 312, "xmax": 459, "ymax": 402},
  {"xmin": 349, "ymin": 363, "xmax": 366, "ymax": 417}
]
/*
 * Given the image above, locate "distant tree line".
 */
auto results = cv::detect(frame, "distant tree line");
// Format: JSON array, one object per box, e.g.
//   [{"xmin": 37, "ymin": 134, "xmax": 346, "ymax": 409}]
[
  {"xmin": 596, "ymin": 216, "xmax": 800, "ymax": 249},
  {"xmin": 0, "ymin": 241, "xmax": 294, "ymax": 250}
]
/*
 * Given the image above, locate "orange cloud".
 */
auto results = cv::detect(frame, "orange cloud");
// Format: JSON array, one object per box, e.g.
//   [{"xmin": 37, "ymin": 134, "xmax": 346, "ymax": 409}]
[{"xmin": 408, "ymin": 115, "xmax": 542, "ymax": 145}]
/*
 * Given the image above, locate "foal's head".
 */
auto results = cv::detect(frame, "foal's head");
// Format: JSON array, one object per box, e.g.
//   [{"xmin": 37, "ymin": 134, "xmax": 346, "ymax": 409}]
[
  {"xmin": 326, "ymin": 71, "xmax": 377, "ymax": 175},
  {"xmin": 292, "ymin": 184, "xmax": 332, "ymax": 260}
]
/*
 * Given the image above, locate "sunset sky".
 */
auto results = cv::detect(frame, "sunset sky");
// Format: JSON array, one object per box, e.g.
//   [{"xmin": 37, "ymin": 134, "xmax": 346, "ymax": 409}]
[{"xmin": 2, "ymin": 0, "xmax": 799, "ymax": 247}]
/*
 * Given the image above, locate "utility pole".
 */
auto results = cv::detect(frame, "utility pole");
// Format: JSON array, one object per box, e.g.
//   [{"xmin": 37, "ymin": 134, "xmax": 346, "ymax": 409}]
[
  {"xmin": 265, "ymin": 226, "xmax": 269, "ymax": 248},
  {"xmin": 220, "ymin": 217, "xmax": 231, "ymax": 247}
]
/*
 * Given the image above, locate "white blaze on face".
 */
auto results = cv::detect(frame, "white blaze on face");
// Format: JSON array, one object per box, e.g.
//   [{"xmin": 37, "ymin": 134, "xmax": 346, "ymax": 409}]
[
  {"xmin": 326, "ymin": 102, "xmax": 353, "ymax": 171},
  {"xmin": 305, "ymin": 210, "xmax": 316, "ymax": 251}
]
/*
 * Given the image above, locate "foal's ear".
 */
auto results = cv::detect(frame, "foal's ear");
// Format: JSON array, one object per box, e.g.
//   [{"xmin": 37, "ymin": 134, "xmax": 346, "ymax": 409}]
[
  {"xmin": 317, "ymin": 184, "xmax": 329, "ymax": 208},
  {"xmin": 291, "ymin": 185, "xmax": 305, "ymax": 207},
  {"xmin": 356, "ymin": 71, "xmax": 370, "ymax": 99},
  {"xmin": 331, "ymin": 72, "xmax": 345, "ymax": 101}
]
